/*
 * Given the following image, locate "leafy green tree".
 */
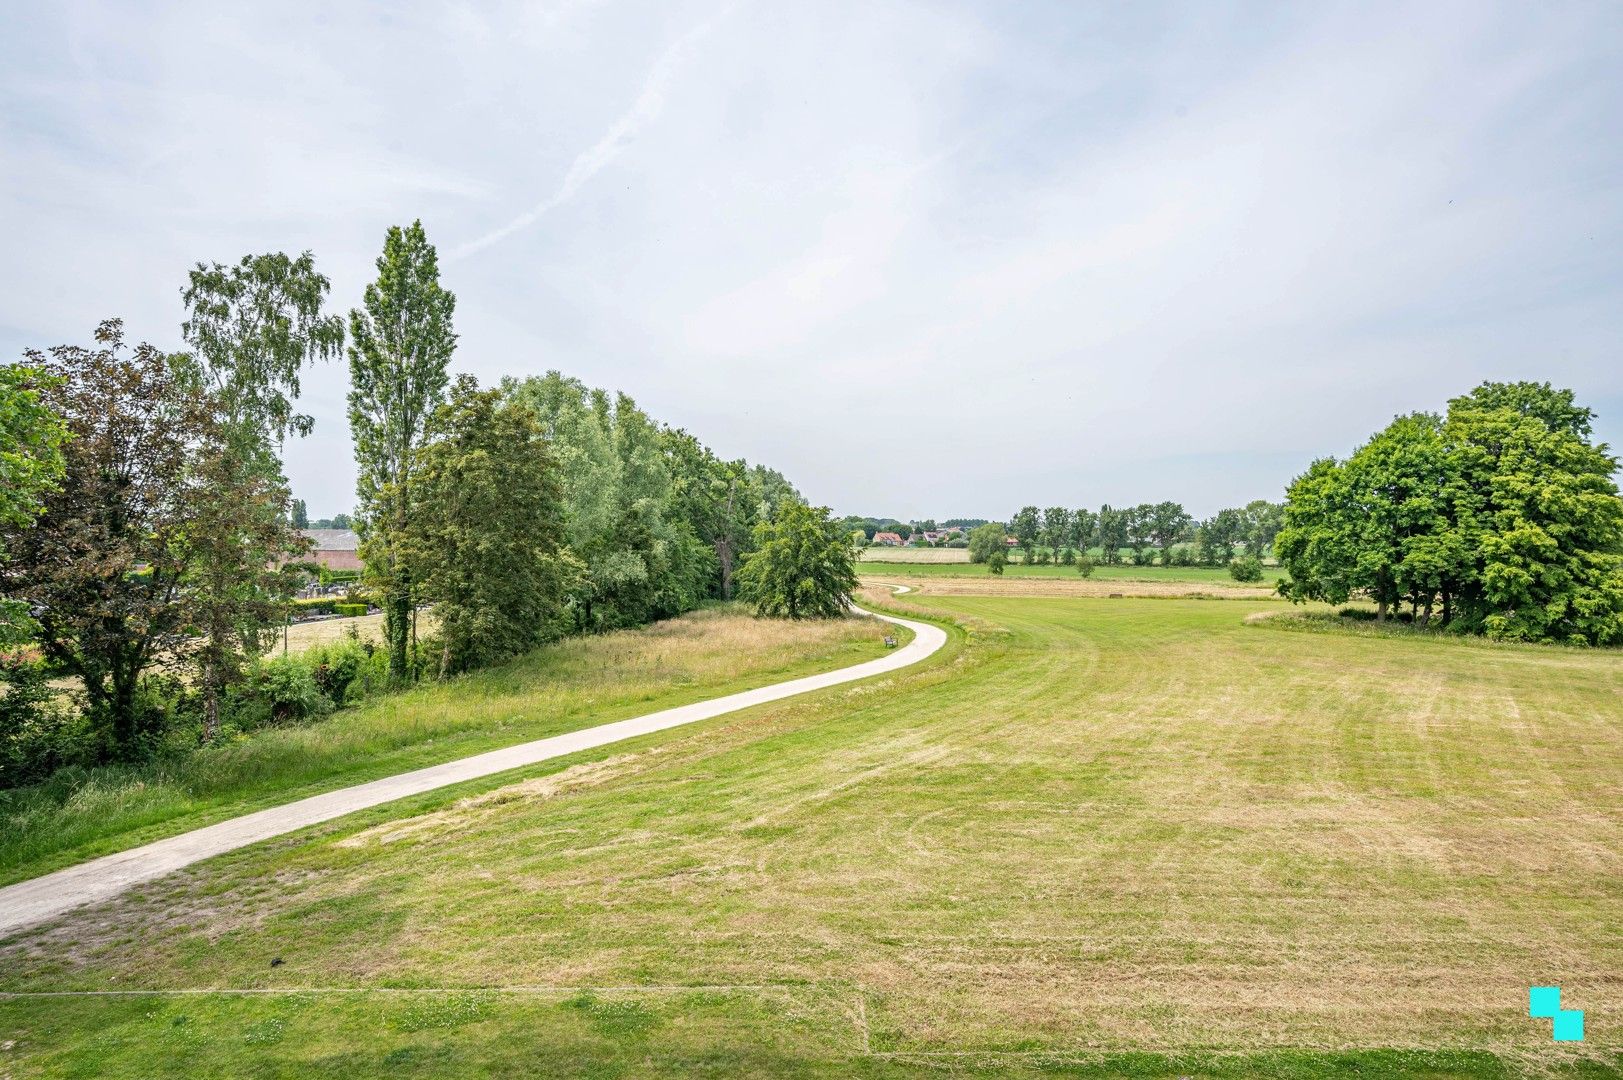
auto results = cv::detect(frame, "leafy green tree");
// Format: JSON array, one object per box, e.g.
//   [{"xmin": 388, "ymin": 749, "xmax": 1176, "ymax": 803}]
[
  {"xmin": 400, "ymin": 377, "xmax": 576, "ymax": 677},
  {"xmin": 1278, "ymin": 382, "xmax": 1623, "ymax": 644},
  {"xmin": 0, "ymin": 364, "xmax": 66, "ymax": 535},
  {"xmin": 1242, "ymin": 499, "xmax": 1284, "ymax": 558},
  {"xmin": 291, "ymin": 499, "xmax": 309, "ymax": 529},
  {"xmin": 1042, "ymin": 506, "xmax": 1072, "ymax": 560},
  {"xmin": 1196, "ymin": 507, "xmax": 1246, "ymax": 566},
  {"xmin": 1011, "ymin": 506, "xmax": 1041, "ymax": 563},
  {"xmin": 0, "ymin": 363, "xmax": 67, "ymax": 642},
  {"xmin": 1275, "ymin": 458, "xmax": 1360, "ymax": 605},
  {"xmin": 1070, "ymin": 508, "xmax": 1097, "ymax": 554},
  {"xmin": 1076, "ymin": 554, "xmax": 1096, "ymax": 578},
  {"xmin": 1453, "ymin": 380, "xmax": 1592, "ymax": 437},
  {"xmin": 967, "ymin": 522, "xmax": 1005, "ymax": 563},
  {"xmin": 1146, "ymin": 501, "xmax": 1193, "ymax": 563},
  {"xmin": 987, "ymin": 548, "xmax": 1007, "ymax": 575},
  {"xmin": 506, "ymin": 374, "xmax": 720, "ymax": 631},
  {"xmin": 737, "ymin": 502, "xmax": 857, "ymax": 619},
  {"xmin": 180, "ymin": 251, "xmax": 344, "ymax": 445},
  {"xmin": 177, "ymin": 252, "xmax": 341, "ymax": 735},
  {"xmin": 0, "ymin": 323, "xmax": 211, "ymax": 751},
  {"xmin": 1445, "ymin": 390, "xmax": 1622, "ymax": 643},
  {"xmin": 186, "ymin": 428, "xmax": 308, "ymax": 738},
  {"xmin": 1096, "ymin": 505, "xmax": 1129, "ymax": 564},
  {"xmin": 347, "ymin": 221, "xmax": 457, "ymax": 680}
]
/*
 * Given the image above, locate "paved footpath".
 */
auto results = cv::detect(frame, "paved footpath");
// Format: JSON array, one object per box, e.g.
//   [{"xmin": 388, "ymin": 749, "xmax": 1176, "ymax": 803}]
[{"xmin": 0, "ymin": 593, "xmax": 941, "ymax": 937}]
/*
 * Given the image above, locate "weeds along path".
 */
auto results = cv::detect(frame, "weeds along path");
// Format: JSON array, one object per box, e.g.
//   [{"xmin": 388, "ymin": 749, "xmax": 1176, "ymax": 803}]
[{"xmin": 0, "ymin": 590, "xmax": 946, "ymax": 937}]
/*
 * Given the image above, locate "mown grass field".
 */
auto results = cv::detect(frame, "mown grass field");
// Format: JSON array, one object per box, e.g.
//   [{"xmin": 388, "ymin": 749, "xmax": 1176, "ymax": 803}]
[
  {"xmin": 1, "ymin": 585, "xmax": 1618, "ymax": 1077},
  {"xmin": 0, "ymin": 607, "xmax": 896, "ymax": 887},
  {"xmin": 861, "ymin": 555, "xmax": 1274, "ymax": 585}
]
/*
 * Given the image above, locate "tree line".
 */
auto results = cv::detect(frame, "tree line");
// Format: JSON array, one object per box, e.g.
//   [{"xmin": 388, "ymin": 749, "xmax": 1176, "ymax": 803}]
[
  {"xmin": 0, "ymin": 220, "xmax": 831, "ymax": 785},
  {"xmin": 1276, "ymin": 381, "xmax": 1623, "ymax": 645},
  {"xmin": 977, "ymin": 501, "xmax": 1283, "ymax": 568}
]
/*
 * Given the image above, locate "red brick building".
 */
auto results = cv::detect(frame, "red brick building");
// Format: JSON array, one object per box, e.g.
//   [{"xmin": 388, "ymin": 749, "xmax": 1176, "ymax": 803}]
[{"xmin": 300, "ymin": 529, "xmax": 362, "ymax": 571}]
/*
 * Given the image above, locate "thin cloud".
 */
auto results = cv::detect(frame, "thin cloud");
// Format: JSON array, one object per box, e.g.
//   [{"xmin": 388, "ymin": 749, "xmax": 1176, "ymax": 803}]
[{"xmin": 450, "ymin": 4, "xmax": 736, "ymax": 261}]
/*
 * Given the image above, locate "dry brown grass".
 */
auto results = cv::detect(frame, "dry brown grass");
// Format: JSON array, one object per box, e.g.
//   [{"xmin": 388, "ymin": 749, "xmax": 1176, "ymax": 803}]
[{"xmin": 859, "ymin": 546, "xmax": 971, "ymax": 563}]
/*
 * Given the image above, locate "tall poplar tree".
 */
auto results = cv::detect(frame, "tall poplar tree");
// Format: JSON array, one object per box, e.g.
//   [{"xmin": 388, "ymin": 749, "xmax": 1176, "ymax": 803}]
[{"xmin": 347, "ymin": 221, "xmax": 457, "ymax": 679}]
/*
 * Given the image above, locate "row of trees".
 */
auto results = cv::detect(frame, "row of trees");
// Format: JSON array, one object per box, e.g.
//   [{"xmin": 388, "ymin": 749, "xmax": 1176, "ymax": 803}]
[
  {"xmin": 1, "ymin": 221, "xmax": 822, "ymax": 775},
  {"xmin": 1277, "ymin": 382, "xmax": 1623, "ymax": 645},
  {"xmin": 990, "ymin": 500, "xmax": 1283, "ymax": 566},
  {"xmin": 837, "ymin": 516, "xmax": 992, "ymax": 543}
]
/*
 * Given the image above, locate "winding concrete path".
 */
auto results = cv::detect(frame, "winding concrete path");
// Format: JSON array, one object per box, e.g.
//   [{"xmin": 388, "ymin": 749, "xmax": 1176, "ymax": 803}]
[{"xmin": 0, "ymin": 591, "xmax": 941, "ymax": 937}]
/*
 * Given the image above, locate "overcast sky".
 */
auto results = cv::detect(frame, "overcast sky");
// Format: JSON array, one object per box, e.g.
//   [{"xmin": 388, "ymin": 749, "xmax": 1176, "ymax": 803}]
[{"xmin": 3, "ymin": 1, "xmax": 1620, "ymax": 521}]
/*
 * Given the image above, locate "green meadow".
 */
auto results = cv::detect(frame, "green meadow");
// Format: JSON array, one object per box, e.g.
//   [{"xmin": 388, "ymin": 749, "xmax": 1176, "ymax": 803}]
[{"xmin": 2, "ymin": 586, "xmax": 1617, "ymax": 1077}]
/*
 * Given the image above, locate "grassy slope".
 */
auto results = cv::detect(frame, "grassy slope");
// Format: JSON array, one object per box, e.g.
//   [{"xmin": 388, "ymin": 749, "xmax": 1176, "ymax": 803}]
[
  {"xmin": 1, "ymin": 607, "xmax": 899, "ymax": 886},
  {"xmin": 1, "ymin": 592, "xmax": 1618, "ymax": 1077}
]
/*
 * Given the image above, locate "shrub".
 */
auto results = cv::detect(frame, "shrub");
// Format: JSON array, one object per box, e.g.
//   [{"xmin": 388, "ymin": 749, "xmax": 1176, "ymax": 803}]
[
  {"xmin": 1033, "ymin": 547, "xmax": 1053, "ymax": 566},
  {"xmin": 0, "ymin": 658, "xmax": 101, "ymax": 787},
  {"xmin": 1229, "ymin": 555, "xmax": 1264, "ymax": 582},
  {"xmin": 303, "ymin": 638, "xmax": 369, "ymax": 705},
  {"xmin": 1076, "ymin": 555, "xmax": 1097, "ymax": 579},
  {"xmin": 1059, "ymin": 547, "xmax": 1077, "ymax": 565},
  {"xmin": 231, "ymin": 655, "xmax": 333, "ymax": 727},
  {"xmin": 334, "ymin": 603, "xmax": 369, "ymax": 618},
  {"xmin": 293, "ymin": 597, "xmax": 337, "ymax": 617}
]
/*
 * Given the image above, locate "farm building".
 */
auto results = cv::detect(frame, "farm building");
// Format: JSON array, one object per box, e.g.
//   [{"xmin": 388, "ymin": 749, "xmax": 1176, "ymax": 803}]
[
  {"xmin": 872, "ymin": 531, "xmax": 904, "ymax": 546},
  {"xmin": 300, "ymin": 529, "xmax": 362, "ymax": 571}
]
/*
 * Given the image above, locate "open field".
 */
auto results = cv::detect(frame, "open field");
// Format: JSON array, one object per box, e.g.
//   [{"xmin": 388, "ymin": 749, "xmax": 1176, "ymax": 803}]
[
  {"xmin": 281, "ymin": 611, "xmax": 399, "ymax": 651},
  {"xmin": 860, "ymin": 560, "xmax": 1281, "ymax": 597},
  {"xmin": 0, "ymin": 606, "xmax": 897, "ymax": 887},
  {"xmin": 1, "ymin": 587, "xmax": 1617, "ymax": 1076},
  {"xmin": 859, "ymin": 546, "xmax": 974, "ymax": 563},
  {"xmin": 861, "ymin": 557, "xmax": 1276, "ymax": 585}
]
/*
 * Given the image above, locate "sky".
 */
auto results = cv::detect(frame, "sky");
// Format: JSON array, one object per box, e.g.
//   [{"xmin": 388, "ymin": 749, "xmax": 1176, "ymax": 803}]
[{"xmin": 2, "ymin": 1, "xmax": 1620, "ymax": 522}]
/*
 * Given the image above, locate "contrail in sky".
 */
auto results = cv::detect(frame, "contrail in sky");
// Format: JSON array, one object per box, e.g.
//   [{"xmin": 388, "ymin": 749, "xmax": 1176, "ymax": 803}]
[{"xmin": 451, "ymin": 5, "xmax": 735, "ymax": 260}]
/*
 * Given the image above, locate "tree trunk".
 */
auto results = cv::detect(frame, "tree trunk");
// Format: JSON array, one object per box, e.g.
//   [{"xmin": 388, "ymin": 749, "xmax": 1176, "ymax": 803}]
[
  {"xmin": 386, "ymin": 583, "xmax": 411, "ymax": 682},
  {"xmin": 202, "ymin": 658, "xmax": 220, "ymax": 744},
  {"xmin": 110, "ymin": 662, "xmax": 139, "ymax": 755},
  {"xmin": 1377, "ymin": 597, "xmax": 1388, "ymax": 622}
]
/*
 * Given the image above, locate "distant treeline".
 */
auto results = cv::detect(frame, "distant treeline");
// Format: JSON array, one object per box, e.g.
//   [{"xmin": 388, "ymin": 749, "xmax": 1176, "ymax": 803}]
[{"xmin": 840, "ymin": 517, "xmax": 988, "ymax": 540}]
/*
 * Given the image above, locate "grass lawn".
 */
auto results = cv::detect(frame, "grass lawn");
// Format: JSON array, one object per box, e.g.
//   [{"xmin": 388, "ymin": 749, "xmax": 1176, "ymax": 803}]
[
  {"xmin": 0, "ymin": 606, "xmax": 899, "ymax": 887},
  {"xmin": 0, "ymin": 588, "xmax": 1617, "ymax": 1077}
]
